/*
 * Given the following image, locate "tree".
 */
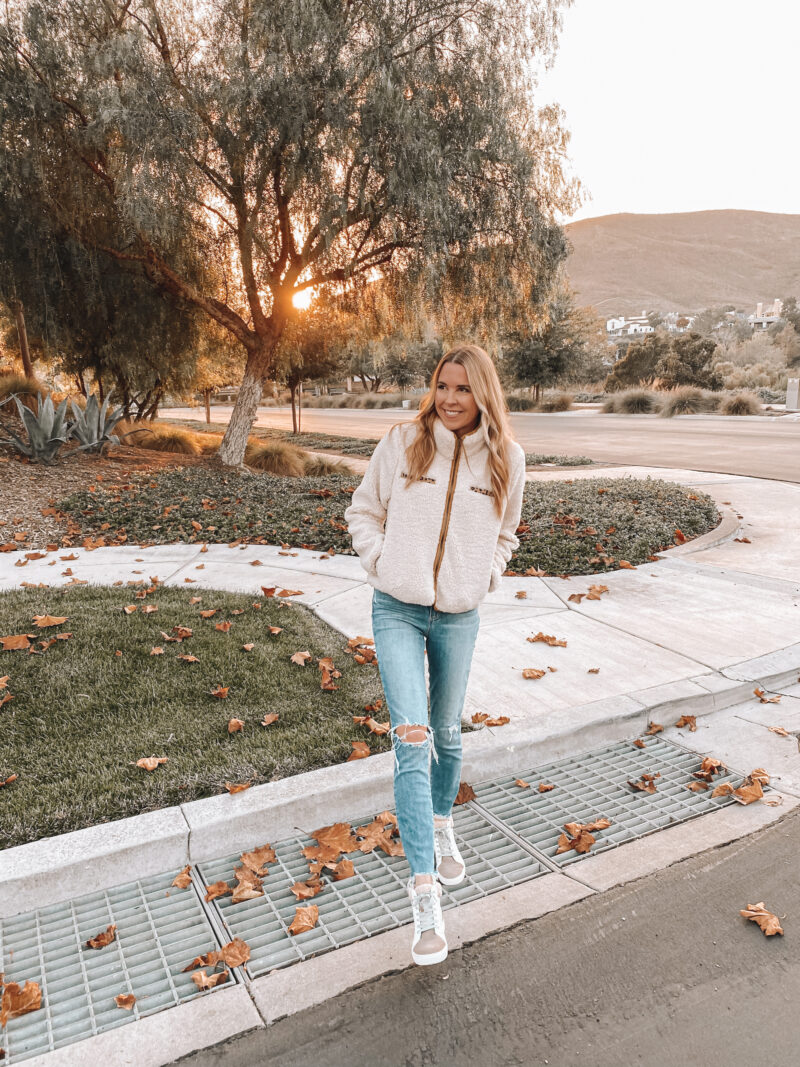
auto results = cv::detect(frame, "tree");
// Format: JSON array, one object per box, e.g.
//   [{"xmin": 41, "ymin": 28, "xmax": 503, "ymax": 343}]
[
  {"xmin": 276, "ymin": 312, "xmax": 345, "ymax": 433},
  {"xmin": 1, "ymin": 0, "xmax": 577, "ymax": 467},
  {"xmin": 604, "ymin": 333, "xmax": 671, "ymax": 391},
  {"xmin": 502, "ymin": 287, "xmax": 593, "ymax": 400},
  {"xmin": 189, "ymin": 328, "xmax": 246, "ymax": 425},
  {"xmin": 655, "ymin": 332, "xmax": 721, "ymax": 390}
]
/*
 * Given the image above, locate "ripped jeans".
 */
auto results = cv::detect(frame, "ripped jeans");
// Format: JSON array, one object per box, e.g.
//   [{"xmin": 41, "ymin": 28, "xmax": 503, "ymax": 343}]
[{"xmin": 371, "ymin": 589, "xmax": 481, "ymax": 876}]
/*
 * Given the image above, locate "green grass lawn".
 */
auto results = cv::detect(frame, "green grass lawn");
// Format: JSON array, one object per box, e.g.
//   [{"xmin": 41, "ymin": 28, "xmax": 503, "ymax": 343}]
[
  {"xmin": 59, "ymin": 470, "xmax": 719, "ymax": 576},
  {"xmin": 0, "ymin": 584, "xmax": 388, "ymax": 849}
]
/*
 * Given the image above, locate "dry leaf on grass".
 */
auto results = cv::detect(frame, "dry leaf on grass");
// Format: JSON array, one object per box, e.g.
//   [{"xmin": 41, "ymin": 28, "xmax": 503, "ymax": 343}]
[
  {"xmin": 740, "ymin": 902, "xmax": 784, "ymax": 936},
  {"xmin": 352, "ymin": 715, "xmax": 391, "ymax": 734},
  {"xmin": 0, "ymin": 774, "xmax": 18, "ymax": 787},
  {"xmin": 210, "ymin": 685, "xmax": 229, "ymax": 699},
  {"xmin": 86, "ymin": 924, "xmax": 117, "ymax": 949},
  {"xmin": 224, "ymin": 781, "xmax": 251, "ymax": 794},
  {"xmin": 33, "ymin": 614, "xmax": 67, "ymax": 628},
  {"xmin": 241, "ymin": 643, "xmax": 255, "ymax": 652},
  {"xmin": 455, "ymin": 781, "xmax": 476, "ymax": 805},
  {"xmin": 178, "ymin": 654, "xmax": 200, "ymax": 663},
  {"xmin": 228, "ymin": 718, "xmax": 245, "ymax": 734},
  {"xmin": 290, "ymin": 650, "xmax": 311, "ymax": 666},
  {"xmin": 114, "ymin": 994, "xmax": 136, "ymax": 1010},
  {"xmin": 261, "ymin": 713, "xmax": 279, "ymax": 726},
  {"xmin": 0, "ymin": 634, "xmax": 35, "ymax": 651},
  {"xmin": 347, "ymin": 740, "xmax": 371, "ymax": 761},
  {"xmin": 134, "ymin": 757, "xmax": 168, "ymax": 772}
]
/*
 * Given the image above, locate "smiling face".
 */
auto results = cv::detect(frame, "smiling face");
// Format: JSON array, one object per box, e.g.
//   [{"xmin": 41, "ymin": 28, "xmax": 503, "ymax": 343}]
[{"xmin": 434, "ymin": 359, "xmax": 481, "ymax": 436}]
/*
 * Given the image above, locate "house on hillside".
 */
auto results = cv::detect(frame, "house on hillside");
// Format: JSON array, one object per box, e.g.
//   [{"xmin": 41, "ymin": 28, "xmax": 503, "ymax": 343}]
[
  {"xmin": 606, "ymin": 312, "xmax": 654, "ymax": 338},
  {"xmin": 748, "ymin": 299, "xmax": 783, "ymax": 329}
]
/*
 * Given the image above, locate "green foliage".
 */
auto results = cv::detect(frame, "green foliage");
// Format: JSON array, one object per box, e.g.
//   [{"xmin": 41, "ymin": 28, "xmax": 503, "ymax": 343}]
[
  {"xmin": 69, "ymin": 392, "xmax": 125, "ymax": 452},
  {"xmin": 503, "ymin": 289, "xmax": 588, "ymax": 394},
  {"xmin": 0, "ymin": 392, "xmax": 72, "ymax": 464},
  {"xmin": 655, "ymin": 332, "xmax": 722, "ymax": 390},
  {"xmin": 0, "ymin": 0, "xmax": 577, "ymax": 465},
  {"xmin": 604, "ymin": 334, "xmax": 671, "ymax": 391}
]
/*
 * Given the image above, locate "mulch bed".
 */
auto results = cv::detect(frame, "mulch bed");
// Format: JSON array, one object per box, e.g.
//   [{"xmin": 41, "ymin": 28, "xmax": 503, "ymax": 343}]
[{"xmin": 0, "ymin": 444, "xmax": 211, "ymax": 552}]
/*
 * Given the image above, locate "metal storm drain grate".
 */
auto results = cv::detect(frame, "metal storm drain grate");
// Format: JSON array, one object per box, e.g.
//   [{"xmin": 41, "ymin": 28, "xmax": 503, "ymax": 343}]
[
  {"xmin": 0, "ymin": 869, "xmax": 235, "ymax": 1065},
  {"xmin": 198, "ymin": 802, "xmax": 547, "ymax": 978},
  {"xmin": 472, "ymin": 736, "xmax": 747, "ymax": 866}
]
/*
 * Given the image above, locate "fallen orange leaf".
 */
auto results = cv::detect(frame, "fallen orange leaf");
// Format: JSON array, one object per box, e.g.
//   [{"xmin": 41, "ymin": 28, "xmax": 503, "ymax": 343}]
[
  {"xmin": 740, "ymin": 902, "xmax": 783, "ymax": 936},
  {"xmin": 204, "ymin": 881, "xmax": 233, "ymax": 902},
  {"xmin": 645, "ymin": 722, "xmax": 663, "ymax": 735},
  {"xmin": 455, "ymin": 781, "xmax": 476, "ymax": 804},
  {"xmin": 224, "ymin": 781, "xmax": 251, "ymax": 794},
  {"xmin": 228, "ymin": 719, "xmax": 245, "ymax": 733},
  {"xmin": 538, "ymin": 782, "xmax": 555, "ymax": 793},
  {"xmin": 289, "ymin": 905, "xmax": 319, "ymax": 934},
  {"xmin": 192, "ymin": 969, "xmax": 230, "ymax": 990},
  {"xmin": 231, "ymin": 865, "xmax": 264, "ymax": 903},
  {"xmin": 675, "ymin": 715, "xmax": 697, "ymax": 731},
  {"xmin": 211, "ymin": 685, "xmax": 229, "ymax": 699},
  {"xmin": 114, "ymin": 993, "xmax": 136, "ymax": 1010},
  {"xmin": 0, "ymin": 980, "xmax": 42, "ymax": 1027},
  {"xmin": 484, "ymin": 716, "xmax": 510, "ymax": 727},
  {"xmin": 0, "ymin": 634, "xmax": 35, "ymax": 651},
  {"xmin": 134, "ymin": 757, "xmax": 168, "ymax": 772},
  {"xmin": 515, "ymin": 778, "xmax": 530, "ymax": 788},
  {"xmin": 278, "ymin": 589, "xmax": 303, "ymax": 598},
  {"xmin": 261, "ymin": 713, "xmax": 279, "ymax": 726},
  {"xmin": 32, "ymin": 614, "xmax": 67, "ymax": 627},
  {"xmin": 754, "ymin": 687, "xmax": 781, "ymax": 704},
  {"xmin": 291, "ymin": 650, "xmax": 312, "ymax": 666},
  {"xmin": 347, "ymin": 740, "xmax": 371, "ymax": 761},
  {"xmin": 522, "ymin": 668, "xmax": 546, "ymax": 680},
  {"xmin": 172, "ymin": 866, "xmax": 192, "ymax": 889},
  {"xmin": 527, "ymin": 632, "xmax": 567, "ymax": 647},
  {"xmin": 86, "ymin": 924, "xmax": 117, "ymax": 949}
]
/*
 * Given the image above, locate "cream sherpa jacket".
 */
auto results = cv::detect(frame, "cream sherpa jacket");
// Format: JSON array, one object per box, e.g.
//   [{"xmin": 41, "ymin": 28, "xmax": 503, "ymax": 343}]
[{"xmin": 344, "ymin": 417, "xmax": 526, "ymax": 613}]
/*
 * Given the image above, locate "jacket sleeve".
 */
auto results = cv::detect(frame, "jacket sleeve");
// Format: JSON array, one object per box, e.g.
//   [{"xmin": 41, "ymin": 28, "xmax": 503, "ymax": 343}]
[
  {"xmin": 488, "ymin": 448, "xmax": 526, "ymax": 592},
  {"xmin": 343, "ymin": 429, "xmax": 399, "ymax": 575}
]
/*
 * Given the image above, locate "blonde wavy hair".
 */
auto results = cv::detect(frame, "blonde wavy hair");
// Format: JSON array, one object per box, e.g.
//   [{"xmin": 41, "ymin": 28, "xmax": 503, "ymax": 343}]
[{"xmin": 404, "ymin": 344, "xmax": 513, "ymax": 516}]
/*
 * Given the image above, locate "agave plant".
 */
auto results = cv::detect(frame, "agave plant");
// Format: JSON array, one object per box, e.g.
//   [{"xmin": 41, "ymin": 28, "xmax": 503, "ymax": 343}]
[
  {"xmin": 0, "ymin": 392, "xmax": 74, "ymax": 465},
  {"xmin": 69, "ymin": 392, "xmax": 125, "ymax": 453}
]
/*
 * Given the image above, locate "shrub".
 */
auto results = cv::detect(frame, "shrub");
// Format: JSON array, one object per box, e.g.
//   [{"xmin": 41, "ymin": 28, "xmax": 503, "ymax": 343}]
[
  {"xmin": 303, "ymin": 454, "xmax": 354, "ymax": 476},
  {"xmin": 0, "ymin": 392, "xmax": 72, "ymax": 464},
  {"xmin": 506, "ymin": 394, "xmax": 536, "ymax": 411},
  {"xmin": 244, "ymin": 439, "xmax": 307, "ymax": 476},
  {"xmin": 603, "ymin": 389, "xmax": 661, "ymax": 414},
  {"xmin": 0, "ymin": 374, "xmax": 48, "ymax": 412},
  {"xmin": 659, "ymin": 387, "xmax": 720, "ymax": 417},
  {"xmin": 720, "ymin": 392, "xmax": 762, "ymax": 416},
  {"xmin": 538, "ymin": 391, "xmax": 573, "ymax": 412},
  {"xmin": 69, "ymin": 393, "xmax": 126, "ymax": 453}
]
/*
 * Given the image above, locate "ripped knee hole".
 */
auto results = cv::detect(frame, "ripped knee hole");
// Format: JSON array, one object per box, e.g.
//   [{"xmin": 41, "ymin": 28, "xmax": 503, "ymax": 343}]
[{"xmin": 393, "ymin": 724, "xmax": 430, "ymax": 744}]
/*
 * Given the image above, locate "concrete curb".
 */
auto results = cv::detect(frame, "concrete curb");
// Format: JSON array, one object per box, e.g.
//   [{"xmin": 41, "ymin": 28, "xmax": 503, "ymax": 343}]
[
  {"xmin": 18, "ymin": 983, "xmax": 263, "ymax": 1067},
  {"xmin": 4, "ymin": 643, "xmax": 800, "ymax": 917}
]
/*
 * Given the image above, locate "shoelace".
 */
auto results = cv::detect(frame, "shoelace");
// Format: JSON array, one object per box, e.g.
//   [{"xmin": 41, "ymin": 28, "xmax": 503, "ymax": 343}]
[
  {"xmin": 412, "ymin": 886, "xmax": 438, "ymax": 933},
  {"xmin": 434, "ymin": 823, "xmax": 457, "ymax": 856}
]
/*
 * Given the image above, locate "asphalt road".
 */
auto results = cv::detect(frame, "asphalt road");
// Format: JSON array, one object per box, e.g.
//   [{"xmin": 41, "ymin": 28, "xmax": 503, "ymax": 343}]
[
  {"xmin": 161, "ymin": 406, "xmax": 800, "ymax": 483},
  {"xmin": 176, "ymin": 808, "xmax": 800, "ymax": 1067}
]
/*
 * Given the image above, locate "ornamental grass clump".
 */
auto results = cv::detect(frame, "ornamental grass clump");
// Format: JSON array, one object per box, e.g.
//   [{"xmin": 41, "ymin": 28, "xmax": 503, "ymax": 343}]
[
  {"xmin": 244, "ymin": 439, "xmax": 307, "ymax": 476},
  {"xmin": 659, "ymin": 387, "xmax": 720, "ymax": 417},
  {"xmin": 720, "ymin": 392, "xmax": 762, "ymax": 416},
  {"xmin": 602, "ymin": 389, "xmax": 661, "ymax": 414},
  {"xmin": 118, "ymin": 421, "xmax": 202, "ymax": 455},
  {"xmin": 538, "ymin": 391, "xmax": 573, "ymax": 412}
]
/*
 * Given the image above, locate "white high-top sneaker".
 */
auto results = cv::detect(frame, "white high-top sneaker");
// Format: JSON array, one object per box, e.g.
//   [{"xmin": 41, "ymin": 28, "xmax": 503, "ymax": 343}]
[
  {"xmin": 407, "ymin": 878, "xmax": 448, "ymax": 966},
  {"xmin": 433, "ymin": 815, "xmax": 466, "ymax": 886}
]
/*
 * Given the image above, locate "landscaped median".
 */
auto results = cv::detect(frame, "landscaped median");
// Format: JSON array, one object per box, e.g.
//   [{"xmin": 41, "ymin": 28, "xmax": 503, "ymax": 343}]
[{"xmin": 58, "ymin": 468, "xmax": 721, "ymax": 576}]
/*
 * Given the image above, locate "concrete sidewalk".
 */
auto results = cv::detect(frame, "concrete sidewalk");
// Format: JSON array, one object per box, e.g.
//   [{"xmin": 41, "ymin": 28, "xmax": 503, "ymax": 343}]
[{"xmin": 2, "ymin": 464, "xmax": 799, "ymax": 1065}]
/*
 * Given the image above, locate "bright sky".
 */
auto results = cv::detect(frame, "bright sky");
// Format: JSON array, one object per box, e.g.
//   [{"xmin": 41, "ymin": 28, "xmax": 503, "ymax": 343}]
[{"xmin": 537, "ymin": 0, "xmax": 800, "ymax": 222}]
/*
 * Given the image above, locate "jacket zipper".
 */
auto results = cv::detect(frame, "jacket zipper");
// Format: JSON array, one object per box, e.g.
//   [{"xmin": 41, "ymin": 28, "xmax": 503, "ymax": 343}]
[{"xmin": 432, "ymin": 435, "xmax": 462, "ymax": 608}]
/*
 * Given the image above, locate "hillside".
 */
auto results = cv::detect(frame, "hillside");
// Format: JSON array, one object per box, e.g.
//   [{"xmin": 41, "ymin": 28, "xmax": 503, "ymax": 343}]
[{"xmin": 564, "ymin": 209, "xmax": 800, "ymax": 315}]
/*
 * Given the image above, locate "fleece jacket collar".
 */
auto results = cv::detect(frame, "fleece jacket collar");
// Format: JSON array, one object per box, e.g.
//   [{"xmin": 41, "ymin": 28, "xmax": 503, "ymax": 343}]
[{"xmin": 431, "ymin": 414, "xmax": 485, "ymax": 459}]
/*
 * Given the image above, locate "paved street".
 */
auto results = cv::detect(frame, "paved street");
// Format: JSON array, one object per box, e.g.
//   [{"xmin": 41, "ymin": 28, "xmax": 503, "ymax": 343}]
[
  {"xmin": 161, "ymin": 406, "xmax": 800, "ymax": 483},
  {"xmin": 177, "ymin": 807, "xmax": 800, "ymax": 1067}
]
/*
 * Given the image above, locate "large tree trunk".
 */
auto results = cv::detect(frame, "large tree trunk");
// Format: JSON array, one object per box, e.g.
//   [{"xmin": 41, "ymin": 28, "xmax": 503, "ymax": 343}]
[
  {"xmin": 203, "ymin": 389, "xmax": 211, "ymax": 424},
  {"xmin": 217, "ymin": 345, "xmax": 274, "ymax": 467},
  {"xmin": 11, "ymin": 300, "xmax": 34, "ymax": 379}
]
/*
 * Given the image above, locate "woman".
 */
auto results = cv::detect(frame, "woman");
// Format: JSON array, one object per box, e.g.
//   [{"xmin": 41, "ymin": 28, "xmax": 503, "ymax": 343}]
[{"xmin": 344, "ymin": 344, "xmax": 526, "ymax": 966}]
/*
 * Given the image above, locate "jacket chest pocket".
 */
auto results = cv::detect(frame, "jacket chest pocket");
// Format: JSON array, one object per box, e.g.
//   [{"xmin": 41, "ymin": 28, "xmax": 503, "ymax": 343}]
[{"xmin": 469, "ymin": 484, "xmax": 494, "ymax": 499}]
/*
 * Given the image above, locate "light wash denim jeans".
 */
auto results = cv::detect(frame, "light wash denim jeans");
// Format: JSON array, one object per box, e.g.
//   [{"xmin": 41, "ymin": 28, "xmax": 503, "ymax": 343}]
[{"xmin": 371, "ymin": 589, "xmax": 481, "ymax": 876}]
